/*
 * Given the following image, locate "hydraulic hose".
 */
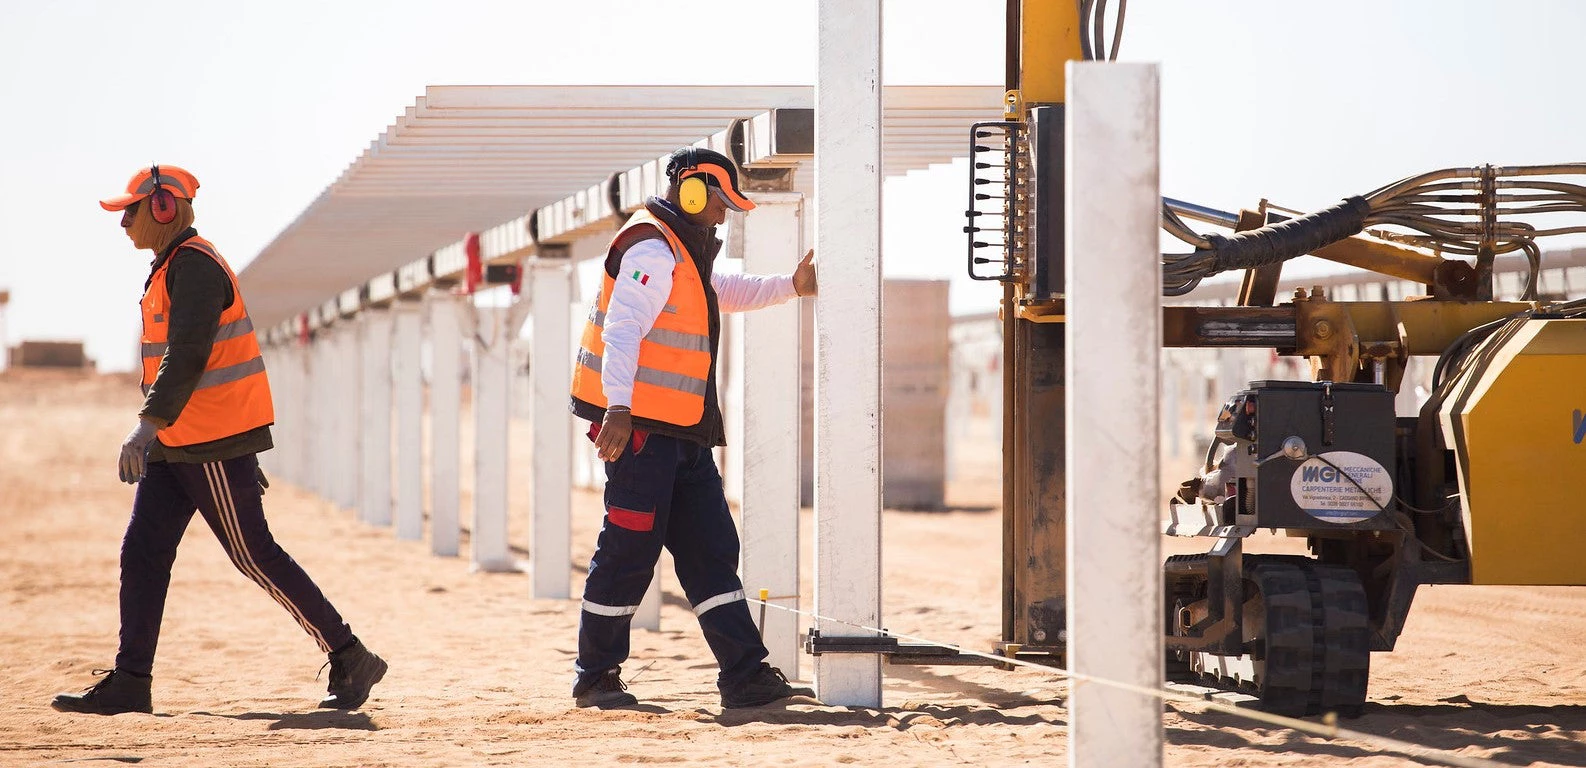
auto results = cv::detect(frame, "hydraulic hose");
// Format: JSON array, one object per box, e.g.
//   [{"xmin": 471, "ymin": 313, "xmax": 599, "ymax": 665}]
[{"xmin": 1197, "ymin": 196, "xmax": 1370, "ymax": 272}]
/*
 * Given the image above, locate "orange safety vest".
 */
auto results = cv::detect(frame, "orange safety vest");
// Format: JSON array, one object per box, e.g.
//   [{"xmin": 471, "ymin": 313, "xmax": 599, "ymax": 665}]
[
  {"xmin": 140, "ymin": 235, "xmax": 275, "ymax": 446},
  {"xmin": 570, "ymin": 209, "xmax": 712, "ymax": 426}
]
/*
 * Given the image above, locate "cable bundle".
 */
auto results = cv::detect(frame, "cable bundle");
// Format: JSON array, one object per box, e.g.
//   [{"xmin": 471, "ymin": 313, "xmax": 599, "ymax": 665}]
[{"xmin": 1162, "ymin": 163, "xmax": 1586, "ymax": 296}]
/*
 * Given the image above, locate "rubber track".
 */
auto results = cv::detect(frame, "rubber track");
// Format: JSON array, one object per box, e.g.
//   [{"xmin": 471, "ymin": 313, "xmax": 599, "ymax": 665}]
[
  {"xmin": 1248, "ymin": 561, "xmax": 1315, "ymax": 718},
  {"xmin": 1307, "ymin": 564, "xmax": 1371, "ymax": 717},
  {"xmin": 1163, "ymin": 555, "xmax": 1372, "ymax": 717}
]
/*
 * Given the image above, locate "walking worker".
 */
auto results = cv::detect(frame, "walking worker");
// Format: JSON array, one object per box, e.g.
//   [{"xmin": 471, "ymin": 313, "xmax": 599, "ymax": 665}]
[
  {"xmin": 569, "ymin": 147, "xmax": 817, "ymax": 709},
  {"xmin": 51, "ymin": 165, "xmax": 387, "ymax": 715}
]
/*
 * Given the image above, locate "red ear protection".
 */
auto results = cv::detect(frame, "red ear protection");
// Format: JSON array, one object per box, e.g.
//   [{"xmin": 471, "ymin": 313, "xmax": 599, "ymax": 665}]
[{"xmin": 148, "ymin": 165, "xmax": 177, "ymax": 225}]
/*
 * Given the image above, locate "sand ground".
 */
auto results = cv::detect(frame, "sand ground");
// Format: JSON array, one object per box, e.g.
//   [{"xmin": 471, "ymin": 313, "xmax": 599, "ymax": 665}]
[{"xmin": 3, "ymin": 369, "xmax": 1585, "ymax": 767}]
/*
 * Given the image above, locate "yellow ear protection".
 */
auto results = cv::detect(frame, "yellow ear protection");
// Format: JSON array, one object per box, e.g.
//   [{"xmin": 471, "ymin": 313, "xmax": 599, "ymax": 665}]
[
  {"xmin": 676, "ymin": 147, "xmax": 710, "ymax": 215},
  {"xmin": 148, "ymin": 165, "xmax": 178, "ymax": 225}
]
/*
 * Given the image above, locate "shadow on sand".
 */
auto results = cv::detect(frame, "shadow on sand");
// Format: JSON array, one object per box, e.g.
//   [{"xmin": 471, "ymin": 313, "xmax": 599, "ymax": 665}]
[
  {"xmin": 1170, "ymin": 701, "xmax": 1586, "ymax": 767},
  {"xmin": 191, "ymin": 710, "xmax": 380, "ymax": 731},
  {"xmin": 704, "ymin": 700, "xmax": 1063, "ymax": 729}
]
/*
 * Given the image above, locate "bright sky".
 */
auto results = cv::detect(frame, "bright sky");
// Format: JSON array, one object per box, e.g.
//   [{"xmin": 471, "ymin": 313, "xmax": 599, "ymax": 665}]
[{"xmin": 3, "ymin": 0, "xmax": 1584, "ymax": 372}]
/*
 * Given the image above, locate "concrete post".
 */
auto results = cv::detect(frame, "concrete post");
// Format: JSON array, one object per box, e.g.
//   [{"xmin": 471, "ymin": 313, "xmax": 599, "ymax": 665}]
[
  {"xmin": 738, "ymin": 191, "xmax": 805, "ymax": 677},
  {"xmin": 1065, "ymin": 61, "xmax": 1163, "ymax": 768},
  {"xmin": 284, "ymin": 342, "xmax": 307, "ymax": 485},
  {"xmin": 360, "ymin": 309, "xmax": 393, "ymax": 527},
  {"xmin": 814, "ymin": 0, "xmax": 884, "ymax": 706},
  {"xmin": 310, "ymin": 333, "xmax": 332, "ymax": 498},
  {"xmin": 472, "ymin": 303, "xmax": 515, "ymax": 572},
  {"xmin": 633, "ymin": 573, "xmax": 662, "ymax": 632},
  {"xmin": 271, "ymin": 342, "xmax": 305, "ymax": 483},
  {"xmin": 429, "ymin": 292, "xmax": 463, "ymax": 557},
  {"xmin": 1163, "ymin": 355, "xmax": 1181, "ymax": 460},
  {"xmin": 393, "ymin": 301, "xmax": 425, "ymax": 540},
  {"xmin": 530, "ymin": 261, "xmax": 572, "ymax": 598},
  {"xmin": 337, "ymin": 324, "xmax": 362, "ymax": 512}
]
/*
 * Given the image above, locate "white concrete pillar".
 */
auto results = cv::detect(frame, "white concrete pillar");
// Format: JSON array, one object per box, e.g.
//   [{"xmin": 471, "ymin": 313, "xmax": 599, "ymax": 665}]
[
  {"xmin": 429, "ymin": 292, "xmax": 464, "ymax": 557},
  {"xmin": 530, "ymin": 262, "xmax": 573, "ymax": 598},
  {"xmin": 319, "ymin": 329, "xmax": 338, "ymax": 502},
  {"xmin": 276, "ymin": 343, "xmax": 296, "ymax": 482},
  {"xmin": 472, "ymin": 303, "xmax": 515, "ymax": 572},
  {"xmin": 343, "ymin": 323, "xmax": 363, "ymax": 512},
  {"xmin": 322, "ymin": 331, "xmax": 342, "ymax": 500},
  {"xmin": 722, "ymin": 308, "xmax": 745, "ymax": 506},
  {"xmin": 1192, "ymin": 356, "xmax": 1211, "ymax": 450},
  {"xmin": 737, "ymin": 192, "xmax": 805, "ymax": 677},
  {"xmin": 267, "ymin": 342, "xmax": 300, "ymax": 483},
  {"xmin": 1163, "ymin": 355, "xmax": 1181, "ymax": 460},
  {"xmin": 814, "ymin": 0, "xmax": 884, "ymax": 706},
  {"xmin": 331, "ymin": 324, "xmax": 361, "ymax": 511},
  {"xmin": 289, "ymin": 342, "xmax": 310, "ymax": 486},
  {"xmin": 393, "ymin": 301, "xmax": 425, "ymax": 540},
  {"xmin": 258, "ymin": 343, "xmax": 280, "ymax": 477},
  {"xmin": 360, "ymin": 309, "xmax": 394, "ymax": 526},
  {"xmin": 1066, "ymin": 61, "xmax": 1163, "ymax": 768},
  {"xmin": 309, "ymin": 334, "xmax": 332, "ymax": 498}
]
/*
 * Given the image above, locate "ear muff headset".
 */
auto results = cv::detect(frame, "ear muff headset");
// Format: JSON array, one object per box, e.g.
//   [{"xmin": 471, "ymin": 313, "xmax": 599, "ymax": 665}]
[
  {"xmin": 148, "ymin": 165, "xmax": 178, "ymax": 225},
  {"xmin": 676, "ymin": 147, "xmax": 710, "ymax": 215}
]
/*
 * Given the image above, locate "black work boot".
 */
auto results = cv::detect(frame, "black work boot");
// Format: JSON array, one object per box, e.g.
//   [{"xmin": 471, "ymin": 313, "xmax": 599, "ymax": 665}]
[
  {"xmin": 573, "ymin": 667, "xmax": 638, "ymax": 709},
  {"xmin": 51, "ymin": 669, "xmax": 153, "ymax": 715},
  {"xmin": 719, "ymin": 663, "xmax": 815, "ymax": 709},
  {"xmin": 318, "ymin": 638, "xmax": 388, "ymax": 710}
]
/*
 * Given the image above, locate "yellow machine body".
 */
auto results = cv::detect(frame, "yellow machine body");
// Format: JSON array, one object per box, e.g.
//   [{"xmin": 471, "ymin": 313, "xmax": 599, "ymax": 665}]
[{"xmin": 1440, "ymin": 318, "xmax": 1586, "ymax": 585}]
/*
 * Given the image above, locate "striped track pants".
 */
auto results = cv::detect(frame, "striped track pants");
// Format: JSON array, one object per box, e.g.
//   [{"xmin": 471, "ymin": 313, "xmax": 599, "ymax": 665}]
[{"xmin": 116, "ymin": 454, "xmax": 353, "ymax": 675}]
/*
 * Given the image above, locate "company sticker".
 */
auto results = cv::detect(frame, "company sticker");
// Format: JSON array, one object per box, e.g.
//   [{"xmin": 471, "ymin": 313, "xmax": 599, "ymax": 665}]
[{"xmin": 1288, "ymin": 451, "xmax": 1391, "ymax": 524}]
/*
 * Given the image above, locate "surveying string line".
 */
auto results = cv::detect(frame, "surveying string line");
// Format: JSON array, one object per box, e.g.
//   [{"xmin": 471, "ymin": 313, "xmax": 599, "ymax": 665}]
[{"xmin": 747, "ymin": 597, "xmax": 1504, "ymax": 768}]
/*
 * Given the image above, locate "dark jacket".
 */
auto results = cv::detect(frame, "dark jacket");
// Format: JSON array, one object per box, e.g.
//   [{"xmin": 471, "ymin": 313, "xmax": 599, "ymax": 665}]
[
  {"xmin": 140, "ymin": 228, "xmax": 273, "ymax": 463},
  {"xmin": 571, "ymin": 198, "xmax": 727, "ymax": 447}
]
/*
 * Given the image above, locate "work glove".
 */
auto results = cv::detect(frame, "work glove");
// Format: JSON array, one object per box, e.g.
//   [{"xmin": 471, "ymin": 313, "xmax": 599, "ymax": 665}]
[
  {"xmin": 118, "ymin": 418, "xmax": 160, "ymax": 484},
  {"xmin": 257, "ymin": 465, "xmax": 270, "ymax": 496}
]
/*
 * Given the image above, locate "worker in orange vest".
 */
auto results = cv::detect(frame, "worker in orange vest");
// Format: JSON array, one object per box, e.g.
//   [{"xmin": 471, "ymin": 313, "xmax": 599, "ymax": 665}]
[
  {"xmin": 51, "ymin": 166, "xmax": 386, "ymax": 715},
  {"xmin": 569, "ymin": 147, "xmax": 817, "ymax": 709}
]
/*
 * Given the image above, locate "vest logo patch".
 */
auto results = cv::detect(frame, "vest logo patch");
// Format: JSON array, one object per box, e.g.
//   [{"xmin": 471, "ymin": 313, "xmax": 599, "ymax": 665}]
[{"xmin": 630, "ymin": 269, "xmax": 650, "ymax": 286}]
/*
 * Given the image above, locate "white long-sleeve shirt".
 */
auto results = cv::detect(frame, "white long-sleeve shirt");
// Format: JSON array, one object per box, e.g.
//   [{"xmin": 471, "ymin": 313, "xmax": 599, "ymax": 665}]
[{"xmin": 601, "ymin": 236, "xmax": 798, "ymax": 408}]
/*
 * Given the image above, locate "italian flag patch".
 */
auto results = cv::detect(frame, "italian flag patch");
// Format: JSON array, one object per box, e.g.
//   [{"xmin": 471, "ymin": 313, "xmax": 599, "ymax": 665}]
[{"xmin": 630, "ymin": 270, "xmax": 650, "ymax": 285}]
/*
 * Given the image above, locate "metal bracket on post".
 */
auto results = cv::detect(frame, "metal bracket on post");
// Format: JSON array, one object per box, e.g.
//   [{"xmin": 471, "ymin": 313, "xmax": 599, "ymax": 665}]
[{"xmin": 804, "ymin": 629, "xmax": 1001, "ymax": 667}]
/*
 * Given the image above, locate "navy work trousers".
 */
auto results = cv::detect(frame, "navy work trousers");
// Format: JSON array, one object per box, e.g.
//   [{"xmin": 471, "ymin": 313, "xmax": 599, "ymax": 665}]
[
  {"xmin": 116, "ymin": 455, "xmax": 353, "ymax": 675},
  {"xmin": 576, "ymin": 431, "xmax": 768, "ymax": 689}
]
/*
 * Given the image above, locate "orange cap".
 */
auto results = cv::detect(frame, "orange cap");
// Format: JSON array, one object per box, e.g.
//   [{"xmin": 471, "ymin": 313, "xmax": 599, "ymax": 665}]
[{"xmin": 100, "ymin": 165, "xmax": 200, "ymax": 211}]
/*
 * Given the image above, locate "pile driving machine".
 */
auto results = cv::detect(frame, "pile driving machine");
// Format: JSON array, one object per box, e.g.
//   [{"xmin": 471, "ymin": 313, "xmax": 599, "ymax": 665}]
[{"xmin": 976, "ymin": 0, "xmax": 1586, "ymax": 717}]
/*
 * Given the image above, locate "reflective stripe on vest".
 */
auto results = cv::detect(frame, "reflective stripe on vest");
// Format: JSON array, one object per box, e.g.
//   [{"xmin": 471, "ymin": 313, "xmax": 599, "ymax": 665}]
[
  {"xmin": 140, "ymin": 235, "xmax": 275, "ymax": 446},
  {"xmin": 141, "ymin": 356, "xmax": 268, "ymax": 396},
  {"xmin": 587, "ymin": 310, "xmax": 710, "ymax": 353},
  {"xmin": 140, "ymin": 316, "xmax": 256, "ymax": 360},
  {"xmin": 575, "ymin": 348, "xmax": 709, "ymax": 396},
  {"xmin": 569, "ymin": 208, "xmax": 712, "ymax": 426}
]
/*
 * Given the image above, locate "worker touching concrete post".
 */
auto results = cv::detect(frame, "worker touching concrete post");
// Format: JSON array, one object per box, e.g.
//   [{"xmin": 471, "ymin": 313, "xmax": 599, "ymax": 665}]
[{"xmin": 566, "ymin": 146, "xmax": 817, "ymax": 710}]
